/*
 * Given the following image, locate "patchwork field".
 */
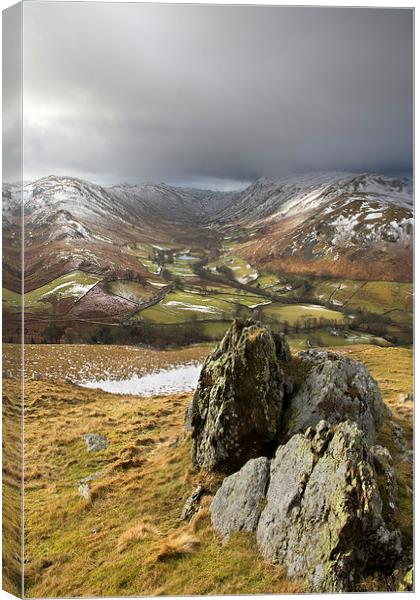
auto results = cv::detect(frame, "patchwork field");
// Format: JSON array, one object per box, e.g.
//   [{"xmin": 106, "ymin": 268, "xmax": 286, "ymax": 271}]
[
  {"xmin": 2, "ymin": 244, "xmax": 413, "ymax": 348},
  {"xmin": 131, "ymin": 288, "xmax": 265, "ymax": 325},
  {"xmin": 206, "ymin": 252, "xmax": 258, "ymax": 284},
  {"xmin": 2, "ymin": 341, "xmax": 413, "ymax": 596},
  {"xmin": 107, "ymin": 280, "xmax": 157, "ymax": 305}
]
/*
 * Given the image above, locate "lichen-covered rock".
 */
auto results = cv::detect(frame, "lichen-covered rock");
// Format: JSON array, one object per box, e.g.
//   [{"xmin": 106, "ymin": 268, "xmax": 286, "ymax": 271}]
[
  {"xmin": 191, "ymin": 319, "xmax": 288, "ymax": 472},
  {"xmin": 397, "ymin": 567, "xmax": 413, "ymax": 591},
  {"xmin": 282, "ymin": 350, "xmax": 385, "ymax": 444},
  {"xmin": 184, "ymin": 400, "xmax": 193, "ymax": 432},
  {"xmin": 370, "ymin": 445, "xmax": 398, "ymax": 514},
  {"xmin": 210, "ymin": 457, "xmax": 269, "ymax": 540},
  {"xmin": 390, "ymin": 420, "xmax": 413, "ymax": 463},
  {"xmin": 256, "ymin": 421, "xmax": 401, "ymax": 592},
  {"xmin": 180, "ymin": 485, "xmax": 207, "ymax": 521},
  {"xmin": 82, "ymin": 433, "xmax": 109, "ymax": 452}
]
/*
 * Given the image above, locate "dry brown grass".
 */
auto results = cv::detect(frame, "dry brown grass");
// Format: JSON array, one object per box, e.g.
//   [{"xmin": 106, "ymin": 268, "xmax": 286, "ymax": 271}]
[
  {"xmin": 117, "ymin": 522, "xmax": 160, "ymax": 553},
  {"xmin": 154, "ymin": 529, "xmax": 200, "ymax": 561}
]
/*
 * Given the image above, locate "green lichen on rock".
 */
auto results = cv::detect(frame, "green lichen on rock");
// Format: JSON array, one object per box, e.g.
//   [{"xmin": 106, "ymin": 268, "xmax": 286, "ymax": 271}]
[
  {"xmin": 397, "ymin": 567, "xmax": 413, "ymax": 591},
  {"xmin": 191, "ymin": 319, "xmax": 289, "ymax": 472},
  {"xmin": 282, "ymin": 349, "xmax": 386, "ymax": 445},
  {"xmin": 256, "ymin": 421, "xmax": 401, "ymax": 592}
]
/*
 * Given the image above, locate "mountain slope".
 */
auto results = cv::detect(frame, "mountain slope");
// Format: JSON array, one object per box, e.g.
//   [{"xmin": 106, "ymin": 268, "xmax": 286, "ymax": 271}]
[
  {"xmin": 212, "ymin": 172, "xmax": 413, "ymax": 281},
  {"xmin": 2, "ymin": 176, "xmax": 229, "ymax": 291}
]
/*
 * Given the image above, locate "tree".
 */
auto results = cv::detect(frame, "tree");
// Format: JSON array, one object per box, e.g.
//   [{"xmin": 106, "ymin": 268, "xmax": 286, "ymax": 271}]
[{"xmin": 161, "ymin": 269, "xmax": 173, "ymax": 282}]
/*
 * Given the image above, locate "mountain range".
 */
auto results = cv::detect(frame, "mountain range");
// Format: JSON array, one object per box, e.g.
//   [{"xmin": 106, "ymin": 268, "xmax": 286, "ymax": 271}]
[{"xmin": 3, "ymin": 171, "xmax": 413, "ymax": 293}]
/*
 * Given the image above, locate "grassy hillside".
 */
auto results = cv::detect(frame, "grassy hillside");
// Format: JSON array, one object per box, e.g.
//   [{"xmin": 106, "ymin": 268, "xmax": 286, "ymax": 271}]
[{"xmin": 3, "ymin": 342, "xmax": 412, "ymax": 596}]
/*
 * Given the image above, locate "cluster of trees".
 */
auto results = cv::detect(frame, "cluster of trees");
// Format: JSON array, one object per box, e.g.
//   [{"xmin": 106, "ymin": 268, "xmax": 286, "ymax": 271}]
[
  {"xmin": 347, "ymin": 308, "xmax": 413, "ymax": 345},
  {"xmin": 151, "ymin": 249, "xmax": 175, "ymax": 267},
  {"xmin": 103, "ymin": 270, "xmax": 147, "ymax": 287}
]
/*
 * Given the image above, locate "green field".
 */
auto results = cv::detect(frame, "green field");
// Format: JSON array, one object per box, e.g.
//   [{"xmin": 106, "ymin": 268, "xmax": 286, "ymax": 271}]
[
  {"xmin": 131, "ymin": 290, "xmax": 253, "ymax": 324},
  {"xmin": 2, "ymin": 288, "xmax": 21, "ymax": 311},
  {"xmin": 285, "ymin": 329, "xmax": 391, "ymax": 351},
  {"xmin": 108, "ymin": 280, "xmax": 157, "ymax": 304},
  {"xmin": 165, "ymin": 254, "xmax": 200, "ymax": 278},
  {"xmin": 312, "ymin": 279, "xmax": 413, "ymax": 314},
  {"xmin": 3, "ymin": 271, "xmax": 101, "ymax": 313},
  {"xmin": 26, "ymin": 271, "xmax": 100, "ymax": 305},
  {"xmin": 260, "ymin": 303, "xmax": 347, "ymax": 327},
  {"xmin": 206, "ymin": 253, "xmax": 258, "ymax": 284}
]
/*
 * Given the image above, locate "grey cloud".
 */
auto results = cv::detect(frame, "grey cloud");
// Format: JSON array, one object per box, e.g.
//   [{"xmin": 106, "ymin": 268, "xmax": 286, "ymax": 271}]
[{"xmin": 7, "ymin": 3, "xmax": 414, "ymax": 188}]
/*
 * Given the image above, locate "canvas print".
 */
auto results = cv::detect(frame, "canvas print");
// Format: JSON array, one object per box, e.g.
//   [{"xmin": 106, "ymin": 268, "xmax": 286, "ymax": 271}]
[{"xmin": 2, "ymin": 2, "xmax": 414, "ymax": 596}]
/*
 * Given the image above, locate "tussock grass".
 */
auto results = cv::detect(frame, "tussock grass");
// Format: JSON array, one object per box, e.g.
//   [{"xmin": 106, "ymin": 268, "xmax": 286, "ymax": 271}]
[
  {"xmin": 117, "ymin": 522, "xmax": 161, "ymax": 553},
  {"xmin": 154, "ymin": 530, "xmax": 200, "ymax": 561}
]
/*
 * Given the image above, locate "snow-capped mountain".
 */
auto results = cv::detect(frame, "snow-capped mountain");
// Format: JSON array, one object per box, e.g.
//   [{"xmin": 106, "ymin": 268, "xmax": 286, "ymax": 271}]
[
  {"xmin": 2, "ymin": 175, "xmax": 231, "ymax": 290},
  {"xmin": 2, "ymin": 171, "xmax": 413, "ymax": 291},
  {"xmin": 213, "ymin": 172, "xmax": 412, "ymax": 224},
  {"xmin": 213, "ymin": 172, "xmax": 413, "ymax": 281}
]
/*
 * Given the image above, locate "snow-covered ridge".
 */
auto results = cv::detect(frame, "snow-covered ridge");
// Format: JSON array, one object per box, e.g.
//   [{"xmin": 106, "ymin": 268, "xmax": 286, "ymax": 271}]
[
  {"xmin": 3, "ymin": 172, "xmax": 413, "ymax": 253},
  {"xmin": 212, "ymin": 171, "xmax": 413, "ymax": 226}
]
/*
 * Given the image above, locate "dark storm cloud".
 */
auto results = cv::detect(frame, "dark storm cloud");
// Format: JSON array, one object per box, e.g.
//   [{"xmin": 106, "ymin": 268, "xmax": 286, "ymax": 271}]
[{"xmin": 14, "ymin": 3, "xmax": 413, "ymax": 188}]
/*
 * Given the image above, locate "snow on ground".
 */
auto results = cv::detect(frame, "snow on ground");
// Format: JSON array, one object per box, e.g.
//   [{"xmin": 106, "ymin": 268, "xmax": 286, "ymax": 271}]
[
  {"xmin": 164, "ymin": 301, "xmax": 218, "ymax": 313},
  {"xmin": 365, "ymin": 212, "xmax": 383, "ymax": 221},
  {"xmin": 43, "ymin": 281, "xmax": 97, "ymax": 299},
  {"xmin": 77, "ymin": 362, "xmax": 202, "ymax": 396}
]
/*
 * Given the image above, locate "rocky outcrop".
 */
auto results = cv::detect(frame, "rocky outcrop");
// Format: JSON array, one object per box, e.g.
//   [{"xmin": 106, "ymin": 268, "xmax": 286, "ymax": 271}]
[
  {"xmin": 207, "ymin": 421, "xmax": 401, "ymax": 592},
  {"xmin": 390, "ymin": 420, "xmax": 413, "ymax": 463},
  {"xmin": 190, "ymin": 320, "xmax": 289, "ymax": 472},
  {"xmin": 192, "ymin": 322, "xmax": 406, "ymax": 592},
  {"xmin": 210, "ymin": 457, "xmax": 269, "ymax": 540},
  {"xmin": 282, "ymin": 350, "xmax": 386, "ymax": 444},
  {"xmin": 257, "ymin": 421, "xmax": 401, "ymax": 592}
]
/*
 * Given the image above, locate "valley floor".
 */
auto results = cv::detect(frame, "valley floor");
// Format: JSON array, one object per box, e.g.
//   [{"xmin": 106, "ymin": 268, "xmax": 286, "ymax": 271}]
[{"xmin": 2, "ymin": 343, "xmax": 413, "ymax": 596}]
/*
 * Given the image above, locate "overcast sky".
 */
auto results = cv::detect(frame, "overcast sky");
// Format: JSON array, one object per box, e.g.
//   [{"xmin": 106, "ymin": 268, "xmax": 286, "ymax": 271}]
[{"xmin": 4, "ymin": 3, "xmax": 414, "ymax": 189}]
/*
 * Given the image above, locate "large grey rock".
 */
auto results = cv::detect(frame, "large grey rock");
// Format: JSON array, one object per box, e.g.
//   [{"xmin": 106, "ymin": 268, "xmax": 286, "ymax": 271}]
[
  {"xmin": 210, "ymin": 457, "xmax": 269, "ymax": 540},
  {"xmin": 191, "ymin": 319, "xmax": 289, "ymax": 472},
  {"xmin": 256, "ymin": 420, "xmax": 401, "ymax": 592},
  {"xmin": 282, "ymin": 350, "xmax": 385, "ymax": 444}
]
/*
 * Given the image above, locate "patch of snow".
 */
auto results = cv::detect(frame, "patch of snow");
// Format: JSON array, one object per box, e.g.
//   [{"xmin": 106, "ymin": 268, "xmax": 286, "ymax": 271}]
[
  {"xmin": 164, "ymin": 301, "xmax": 218, "ymax": 313},
  {"xmin": 77, "ymin": 362, "xmax": 202, "ymax": 396}
]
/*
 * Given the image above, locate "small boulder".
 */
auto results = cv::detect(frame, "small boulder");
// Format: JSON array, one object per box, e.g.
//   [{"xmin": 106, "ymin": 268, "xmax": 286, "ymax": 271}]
[
  {"xmin": 180, "ymin": 485, "xmax": 207, "ymax": 521},
  {"xmin": 191, "ymin": 319, "xmax": 289, "ymax": 472},
  {"xmin": 77, "ymin": 470, "xmax": 104, "ymax": 500},
  {"xmin": 282, "ymin": 350, "xmax": 385, "ymax": 444},
  {"xmin": 256, "ymin": 421, "xmax": 401, "ymax": 592},
  {"xmin": 210, "ymin": 457, "xmax": 269, "ymax": 540},
  {"xmin": 83, "ymin": 433, "xmax": 109, "ymax": 453}
]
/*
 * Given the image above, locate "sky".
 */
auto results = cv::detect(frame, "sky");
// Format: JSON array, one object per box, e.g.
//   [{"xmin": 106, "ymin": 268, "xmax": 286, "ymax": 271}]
[{"xmin": 3, "ymin": 3, "xmax": 414, "ymax": 190}]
